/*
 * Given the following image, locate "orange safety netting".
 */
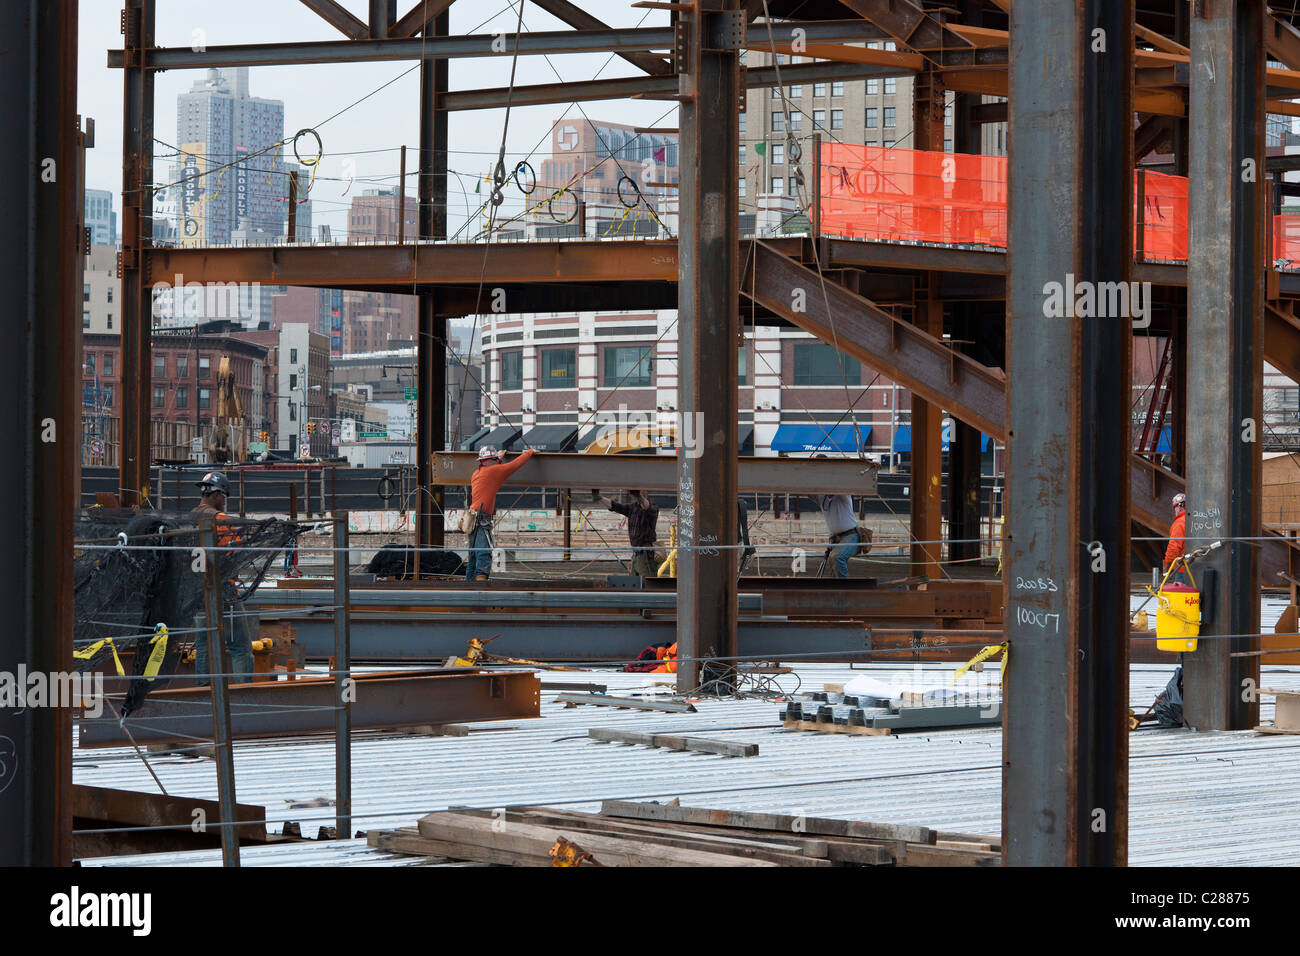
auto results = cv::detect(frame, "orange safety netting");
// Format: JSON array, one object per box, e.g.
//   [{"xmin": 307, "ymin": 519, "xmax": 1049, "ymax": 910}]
[{"xmin": 818, "ymin": 142, "xmax": 1290, "ymax": 266}]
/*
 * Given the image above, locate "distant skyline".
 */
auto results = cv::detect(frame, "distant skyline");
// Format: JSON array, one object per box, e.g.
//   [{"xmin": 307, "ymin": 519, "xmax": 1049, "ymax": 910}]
[{"xmin": 77, "ymin": 0, "xmax": 677, "ymax": 244}]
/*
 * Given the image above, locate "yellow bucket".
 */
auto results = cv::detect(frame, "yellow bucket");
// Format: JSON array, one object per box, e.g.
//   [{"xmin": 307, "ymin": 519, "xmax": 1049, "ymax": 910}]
[{"xmin": 1155, "ymin": 582, "xmax": 1199, "ymax": 652}]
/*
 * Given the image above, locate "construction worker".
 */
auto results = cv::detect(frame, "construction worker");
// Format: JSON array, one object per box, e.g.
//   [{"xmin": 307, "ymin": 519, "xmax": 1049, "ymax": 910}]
[
  {"xmin": 600, "ymin": 490, "xmax": 659, "ymax": 577},
  {"xmin": 820, "ymin": 493, "xmax": 860, "ymax": 578},
  {"xmin": 188, "ymin": 471, "xmax": 255, "ymax": 686},
  {"xmin": 1164, "ymin": 492, "xmax": 1187, "ymax": 574},
  {"xmin": 465, "ymin": 445, "xmax": 536, "ymax": 581}
]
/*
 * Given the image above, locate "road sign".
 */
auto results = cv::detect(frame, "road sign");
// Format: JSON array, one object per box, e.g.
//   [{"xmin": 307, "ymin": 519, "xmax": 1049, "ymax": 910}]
[
  {"xmin": 404, "ymin": 386, "xmax": 417, "ymax": 400},
  {"xmin": 360, "ymin": 431, "xmax": 388, "ymax": 439},
  {"xmin": 299, "ymin": 443, "xmax": 311, "ymax": 459}
]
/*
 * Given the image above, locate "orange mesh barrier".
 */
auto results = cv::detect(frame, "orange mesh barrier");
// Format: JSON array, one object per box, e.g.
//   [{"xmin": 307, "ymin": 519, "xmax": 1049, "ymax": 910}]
[{"xmin": 818, "ymin": 142, "xmax": 1296, "ymax": 266}]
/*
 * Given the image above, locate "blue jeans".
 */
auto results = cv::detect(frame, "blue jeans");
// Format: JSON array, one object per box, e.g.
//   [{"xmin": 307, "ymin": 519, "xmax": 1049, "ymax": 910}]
[
  {"xmin": 194, "ymin": 604, "xmax": 256, "ymax": 686},
  {"xmin": 831, "ymin": 530, "xmax": 860, "ymax": 578},
  {"xmin": 465, "ymin": 525, "xmax": 493, "ymax": 580}
]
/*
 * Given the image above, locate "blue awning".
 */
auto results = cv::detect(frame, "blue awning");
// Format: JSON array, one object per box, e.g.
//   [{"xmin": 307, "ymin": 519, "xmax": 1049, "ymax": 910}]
[
  {"xmin": 770, "ymin": 424, "xmax": 871, "ymax": 453},
  {"xmin": 892, "ymin": 425, "xmax": 993, "ymax": 452}
]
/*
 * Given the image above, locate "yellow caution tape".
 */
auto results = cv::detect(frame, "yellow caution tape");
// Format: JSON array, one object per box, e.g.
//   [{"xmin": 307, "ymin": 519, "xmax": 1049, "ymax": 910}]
[
  {"xmin": 73, "ymin": 638, "xmax": 125, "ymax": 677},
  {"xmin": 143, "ymin": 624, "xmax": 169, "ymax": 682},
  {"xmin": 953, "ymin": 642, "xmax": 1008, "ymax": 686}
]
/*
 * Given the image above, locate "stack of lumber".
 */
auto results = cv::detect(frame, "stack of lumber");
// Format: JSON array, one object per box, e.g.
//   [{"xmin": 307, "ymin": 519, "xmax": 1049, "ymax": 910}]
[{"xmin": 367, "ymin": 801, "xmax": 1000, "ymax": 866}]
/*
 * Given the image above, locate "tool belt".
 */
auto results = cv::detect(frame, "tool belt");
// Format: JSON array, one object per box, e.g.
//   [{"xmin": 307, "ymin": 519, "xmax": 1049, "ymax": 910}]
[
  {"xmin": 830, "ymin": 526, "xmax": 873, "ymax": 555},
  {"xmin": 830, "ymin": 528, "xmax": 858, "ymax": 544}
]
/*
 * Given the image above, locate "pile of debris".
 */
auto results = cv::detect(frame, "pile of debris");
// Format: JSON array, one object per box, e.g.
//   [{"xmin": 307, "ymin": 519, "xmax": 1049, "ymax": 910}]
[{"xmin": 368, "ymin": 801, "xmax": 1000, "ymax": 867}]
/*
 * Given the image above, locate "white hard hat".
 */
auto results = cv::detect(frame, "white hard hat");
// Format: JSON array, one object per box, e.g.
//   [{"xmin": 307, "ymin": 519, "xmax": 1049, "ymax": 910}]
[
  {"xmin": 1172, "ymin": 493, "xmax": 1186, "ymax": 509},
  {"xmin": 478, "ymin": 446, "xmax": 500, "ymax": 461}
]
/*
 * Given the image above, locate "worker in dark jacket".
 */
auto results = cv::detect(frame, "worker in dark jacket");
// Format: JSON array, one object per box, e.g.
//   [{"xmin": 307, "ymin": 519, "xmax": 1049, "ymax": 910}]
[
  {"xmin": 601, "ymin": 489, "xmax": 660, "ymax": 577},
  {"xmin": 188, "ymin": 471, "xmax": 255, "ymax": 685},
  {"xmin": 466, "ymin": 446, "xmax": 536, "ymax": 581}
]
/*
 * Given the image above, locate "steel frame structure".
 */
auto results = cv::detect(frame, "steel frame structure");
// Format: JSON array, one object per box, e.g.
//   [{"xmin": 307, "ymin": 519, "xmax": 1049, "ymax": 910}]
[{"xmin": 68, "ymin": 0, "xmax": 1287, "ymax": 867}]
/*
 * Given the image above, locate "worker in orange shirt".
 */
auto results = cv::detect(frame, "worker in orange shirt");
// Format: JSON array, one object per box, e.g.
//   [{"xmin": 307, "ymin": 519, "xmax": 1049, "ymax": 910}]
[
  {"xmin": 1163, "ymin": 492, "xmax": 1187, "ymax": 576},
  {"xmin": 465, "ymin": 445, "xmax": 536, "ymax": 581},
  {"xmin": 188, "ymin": 471, "xmax": 255, "ymax": 685}
]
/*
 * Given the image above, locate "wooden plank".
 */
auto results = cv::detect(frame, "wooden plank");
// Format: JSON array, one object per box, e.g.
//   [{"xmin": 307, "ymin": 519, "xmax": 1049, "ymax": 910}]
[
  {"xmin": 599, "ymin": 800, "xmax": 934, "ymax": 844},
  {"xmin": 417, "ymin": 812, "xmax": 778, "ymax": 866},
  {"xmin": 557, "ymin": 693, "xmax": 697, "ymax": 713},
  {"xmin": 369, "ymin": 828, "xmax": 550, "ymax": 866},
  {"xmin": 897, "ymin": 844, "xmax": 1001, "ymax": 867},
  {"xmin": 781, "ymin": 718, "xmax": 893, "ymax": 736},
  {"xmin": 587, "ymin": 727, "xmax": 759, "ymax": 757}
]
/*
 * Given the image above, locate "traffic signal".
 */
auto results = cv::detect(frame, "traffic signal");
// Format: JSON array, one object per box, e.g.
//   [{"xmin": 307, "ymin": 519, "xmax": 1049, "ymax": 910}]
[
  {"xmin": 258, "ymin": 430, "xmax": 268, "ymax": 443},
  {"xmin": 306, "ymin": 421, "xmax": 316, "ymax": 436}
]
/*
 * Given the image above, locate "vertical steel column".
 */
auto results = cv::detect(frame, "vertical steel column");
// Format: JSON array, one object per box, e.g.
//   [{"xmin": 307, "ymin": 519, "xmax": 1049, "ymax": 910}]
[
  {"xmin": 120, "ymin": 0, "xmax": 154, "ymax": 507},
  {"xmin": 200, "ymin": 521, "xmax": 240, "ymax": 867},
  {"xmin": 1004, "ymin": 0, "xmax": 1132, "ymax": 866},
  {"xmin": 333, "ymin": 515, "xmax": 351, "ymax": 839},
  {"xmin": 0, "ymin": 0, "xmax": 78, "ymax": 867},
  {"xmin": 676, "ymin": 0, "xmax": 740, "ymax": 693},
  {"xmin": 417, "ymin": 10, "xmax": 450, "ymax": 557},
  {"xmin": 910, "ymin": 69, "xmax": 946, "ymax": 578},
  {"xmin": 1185, "ymin": 0, "xmax": 1265, "ymax": 731}
]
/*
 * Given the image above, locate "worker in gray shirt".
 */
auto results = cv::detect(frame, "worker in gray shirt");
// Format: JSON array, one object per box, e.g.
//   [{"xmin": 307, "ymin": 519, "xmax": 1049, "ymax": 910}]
[{"xmin": 820, "ymin": 493, "xmax": 860, "ymax": 578}]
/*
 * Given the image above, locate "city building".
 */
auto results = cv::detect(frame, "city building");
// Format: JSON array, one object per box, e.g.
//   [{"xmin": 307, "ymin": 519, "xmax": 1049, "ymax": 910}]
[
  {"xmin": 82, "ymin": 245, "xmax": 120, "ymax": 335},
  {"xmin": 232, "ymin": 323, "xmax": 330, "ymax": 457},
  {"xmin": 271, "ymin": 286, "xmax": 343, "ymax": 350},
  {"xmin": 84, "ymin": 188, "xmax": 116, "ymax": 246},
  {"xmin": 341, "ymin": 189, "xmax": 417, "ymax": 352},
  {"xmin": 329, "ymin": 346, "xmax": 483, "ymax": 447}
]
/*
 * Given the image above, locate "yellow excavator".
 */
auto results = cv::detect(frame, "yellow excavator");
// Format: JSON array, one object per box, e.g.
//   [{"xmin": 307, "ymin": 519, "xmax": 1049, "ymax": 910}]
[{"xmin": 207, "ymin": 356, "xmax": 247, "ymax": 464}]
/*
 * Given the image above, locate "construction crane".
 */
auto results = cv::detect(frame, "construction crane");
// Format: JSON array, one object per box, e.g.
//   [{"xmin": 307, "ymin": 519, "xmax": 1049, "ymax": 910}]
[{"xmin": 207, "ymin": 355, "xmax": 246, "ymax": 464}]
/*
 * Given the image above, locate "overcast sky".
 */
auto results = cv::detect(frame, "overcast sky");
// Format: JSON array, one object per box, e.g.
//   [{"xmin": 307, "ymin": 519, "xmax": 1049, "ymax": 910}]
[{"xmin": 78, "ymin": 0, "xmax": 677, "ymax": 240}]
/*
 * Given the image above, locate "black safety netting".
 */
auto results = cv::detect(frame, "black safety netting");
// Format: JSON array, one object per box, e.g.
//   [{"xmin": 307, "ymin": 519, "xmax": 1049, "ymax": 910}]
[{"xmin": 74, "ymin": 508, "xmax": 303, "ymax": 715}]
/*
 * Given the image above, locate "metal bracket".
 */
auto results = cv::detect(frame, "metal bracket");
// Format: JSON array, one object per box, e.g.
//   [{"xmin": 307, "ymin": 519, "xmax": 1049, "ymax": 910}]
[
  {"xmin": 705, "ymin": 9, "xmax": 746, "ymax": 51},
  {"xmin": 674, "ymin": 17, "xmax": 688, "ymax": 71},
  {"xmin": 737, "ymin": 65, "xmax": 747, "ymax": 112}
]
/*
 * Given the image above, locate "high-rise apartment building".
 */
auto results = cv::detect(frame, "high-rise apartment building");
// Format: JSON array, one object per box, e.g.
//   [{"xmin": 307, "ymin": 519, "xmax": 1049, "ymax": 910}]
[
  {"xmin": 342, "ymin": 189, "xmax": 417, "ymax": 352},
  {"xmin": 84, "ymin": 189, "xmax": 117, "ymax": 246}
]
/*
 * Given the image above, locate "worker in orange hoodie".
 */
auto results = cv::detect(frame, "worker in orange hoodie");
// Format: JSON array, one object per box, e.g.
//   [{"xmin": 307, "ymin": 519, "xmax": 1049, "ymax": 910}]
[
  {"xmin": 1164, "ymin": 492, "xmax": 1187, "ymax": 576},
  {"xmin": 465, "ymin": 445, "xmax": 536, "ymax": 581}
]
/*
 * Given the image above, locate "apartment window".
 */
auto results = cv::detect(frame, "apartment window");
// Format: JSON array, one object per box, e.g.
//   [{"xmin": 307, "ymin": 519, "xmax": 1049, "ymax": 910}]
[
  {"xmin": 867, "ymin": 78, "xmax": 879, "ymax": 95},
  {"xmin": 739, "ymin": 112, "xmax": 746, "ymax": 133},
  {"xmin": 83, "ymin": 311, "xmax": 89, "ymax": 329},
  {"xmin": 103, "ymin": 386, "xmax": 112, "ymax": 407},
  {"xmin": 286, "ymin": 400, "xmax": 294, "ymax": 420},
  {"xmin": 772, "ymin": 143, "xmax": 785, "ymax": 165},
  {"xmin": 739, "ymin": 346, "xmax": 748, "ymax": 386},
  {"xmin": 945, "ymin": 104, "xmax": 954, "ymax": 126},
  {"xmin": 540, "ymin": 348, "xmax": 576, "ymax": 388},
  {"xmin": 739, "ymin": 177, "xmax": 747, "ymax": 197},
  {"xmin": 153, "ymin": 387, "xmax": 165, "ymax": 408},
  {"xmin": 790, "ymin": 84, "xmax": 802, "ymax": 97},
  {"xmin": 813, "ymin": 82, "xmax": 826, "ymax": 97},
  {"xmin": 865, "ymin": 108, "xmax": 878, "ymax": 129},
  {"xmin": 85, "ymin": 354, "xmax": 95, "ymax": 374},
  {"xmin": 831, "ymin": 110, "xmax": 844, "ymax": 130},
  {"xmin": 199, "ymin": 356, "xmax": 210, "ymax": 378},
  {"xmin": 793, "ymin": 342, "xmax": 861, "ymax": 385},
  {"xmin": 814, "ymin": 109, "xmax": 826, "ymax": 129},
  {"xmin": 771, "ymin": 177, "xmax": 784, "ymax": 195},
  {"xmin": 106, "ymin": 314, "xmax": 113, "ymax": 330},
  {"xmin": 177, "ymin": 356, "xmax": 188, "ymax": 378},
  {"xmin": 772, "ymin": 112, "xmax": 784, "ymax": 132},
  {"xmin": 885, "ymin": 140, "xmax": 896, "ymax": 149},
  {"xmin": 831, "ymin": 81, "xmax": 844, "ymax": 96},
  {"xmin": 772, "ymin": 86, "xmax": 782, "ymax": 99},
  {"xmin": 789, "ymin": 112, "xmax": 802, "ymax": 131},
  {"xmin": 177, "ymin": 386, "xmax": 188, "ymax": 409},
  {"xmin": 884, "ymin": 77, "xmax": 897, "ymax": 95},
  {"xmin": 289, "ymin": 373, "xmax": 298, "ymax": 390},
  {"xmin": 289, "ymin": 348, "xmax": 298, "ymax": 363},
  {"xmin": 500, "ymin": 350, "xmax": 522, "ymax": 390},
  {"xmin": 884, "ymin": 107, "xmax": 897, "ymax": 128},
  {"xmin": 945, "ymin": 138, "xmax": 953, "ymax": 153},
  {"xmin": 603, "ymin": 346, "xmax": 651, "ymax": 387},
  {"xmin": 103, "ymin": 353, "xmax": 113, "ymax": 376},
  {"xmin": 106, "ymin": 287, "xmax": 113, "ymax": 303},
  {"xmin": 739, "ymin": 145, "xmax": 746, "ymax": 164},
  {"xmin": 83, "ymin": 285, "xmax": 90, "ymax": 303},
  {"xmin": 154, "ymin": 355, "xmax": 166, "ymax": 378}
]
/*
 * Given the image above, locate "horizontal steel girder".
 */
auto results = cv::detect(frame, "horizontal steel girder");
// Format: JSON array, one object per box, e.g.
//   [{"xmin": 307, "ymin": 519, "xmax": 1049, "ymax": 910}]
[
  {"xmin": 78, "ymin": 670, "xmax": 540, "ymax": 748},
  {"xmin": 73, "ymin": 785, "xmax": 267, "ymax": 848},
  {"xmin": 429, "ymin": 451, "xmax": 878, "ymax": 495}
]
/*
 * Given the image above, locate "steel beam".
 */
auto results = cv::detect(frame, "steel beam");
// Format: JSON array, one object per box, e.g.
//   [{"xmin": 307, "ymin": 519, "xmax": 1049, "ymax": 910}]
[
  {"xmin": 120, "ymin": 0, "xmax": 153, "ymax": 507},
  {"xmin": 73, "ymin": 785, "xmax": 267, "ymax": 857},
  {"xmin": 79, "ymin": 670, "xmax": 541, "ymax": 748},
  {"xmin": 298, "ymin": 0, "xmax": 369, "ymax": 40},
  {"xmin": 392, "ymin": 0, "xmax": 455, "ymax": 39},
  {"xmin": 1003, "ymin": 0, "xmax": 1132, "ymax": 867},
  {"xmin": 1184, "ymin": 0, "xmax": 1264, "ymax": 731},
  {"xmin": 431, "ymin": 451, "xmax": 877, "ymax": 495},
  {"xmin": 677, "ymin": 0, "xmax": 742, "ymax": 692},
  {"xmin": 0, "ymin": 0, "xmax": 77, "ymax": 868}
]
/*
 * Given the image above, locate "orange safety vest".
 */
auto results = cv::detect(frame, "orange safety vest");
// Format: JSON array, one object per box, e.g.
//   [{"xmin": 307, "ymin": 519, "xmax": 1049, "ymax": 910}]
[{"xmin": 651, "ymin": 642, "xmax": 677, "ymax": 674}]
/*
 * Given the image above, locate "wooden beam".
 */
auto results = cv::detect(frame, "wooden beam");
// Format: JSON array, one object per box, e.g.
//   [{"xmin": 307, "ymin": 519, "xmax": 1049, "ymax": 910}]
[
  {"xmin": 588, "ymin": 728, "xmax": 759, "ymax": 757},
  {"xmin": 297, "ymin": 0, "xmax": 369, "ymax": 40}
]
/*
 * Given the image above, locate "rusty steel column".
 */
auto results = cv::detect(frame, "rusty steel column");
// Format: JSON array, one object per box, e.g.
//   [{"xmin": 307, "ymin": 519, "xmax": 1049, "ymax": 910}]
[
  {"xmin": 1004, "ymin": 0, "xmax": 1132, "ymax": 866},
  {"xmin": 120, "ymin": 0, "xmax": 154, "ymax": 507},
  {"xmin": 0, "ymin": 0, "xmax": 78, "ymax": 867},
  {"xmin": 417, "ymin": 9, "xmax": 449, "ymax": 557},
  {"xmin": 909, "ymin": 68, "xmax": 945, "ymax": 578},
  {"xmin": 676, "ymin": 0, "xmax": 741, "ymax": 692},
  {"xmin": 1184, "ymin": 0, "xmax": 1265, "ymax": 731}
]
